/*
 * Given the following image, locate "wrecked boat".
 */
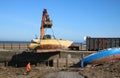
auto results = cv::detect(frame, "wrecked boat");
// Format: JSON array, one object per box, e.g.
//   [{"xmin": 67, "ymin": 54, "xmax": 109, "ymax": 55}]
[
  {"xmin": 29, "ymin": 9, "xmax": 73, "ymax": 51},
  {"xmin": 81, "ymin": 48, "xmax": 120, "ymax": 67}
]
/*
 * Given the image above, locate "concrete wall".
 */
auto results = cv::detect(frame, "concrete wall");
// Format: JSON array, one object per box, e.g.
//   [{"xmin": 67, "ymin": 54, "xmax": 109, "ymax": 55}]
[
  {"xmin": 53, "ymin": 58, "xmax": 80, "ymax": 67},
  {"xmin": 59, "ymin": 51, "xmax": 94, "ymax": 59},
  {"xmin": 52, "ymin": 51, "xmax": 94, "ymax": 67},
  {"xmin": 0, "ymin": 50, "xmax": 95, "ymax": 67},
  {"xmin": 0, "ymin": 50, "xmax": 60, "ymax": 67}
]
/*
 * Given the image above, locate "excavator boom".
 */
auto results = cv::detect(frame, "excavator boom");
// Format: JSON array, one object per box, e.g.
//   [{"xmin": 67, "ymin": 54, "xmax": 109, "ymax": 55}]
[{"xmin": 40, "ymin": 9, "xmax": 52, "ymax": 39}]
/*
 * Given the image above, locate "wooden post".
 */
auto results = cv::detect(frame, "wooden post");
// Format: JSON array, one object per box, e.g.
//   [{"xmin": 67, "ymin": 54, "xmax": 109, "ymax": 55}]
[
  {"xmin": 15, "ymin": 52, "xmax": 18, "ymax": 67},
  {"xmin": 59, "ymin": 52, "xmax": 61, "ymax": 58},
  {"xmin": 80, "ymin": 43, "xmax": 82, "ymax": 50},
  {"xmin": 47, "ymin": 60, "xmax": 49, "ymax": 67},
  {"xmin": 11, "ymin": 43, "xmax": 13, "ymax": 49},
  {"xmin": 82, "ymin": 53, "xmax": 84, "ymax": 59},
  {"xmin": 3, "ymin": 43, "xmax": 5, "ymax": 49},
  {"xmin": 27, "ymin": 43, "xmax": 29, "ymax": 49},
  {"xmin": 19, "ymin": 43, "xmax": 20, "ymax": 50},
  {"xmin": 4, "ymin": 61, "xmax": 8, "ymax": 67},
  {"xmin": 66, "ymin": 58, "xmax": 68, "ymax": 67},
  {"xmin": 57, "ymin": 59, "xmax": 59, "ymax": 68}
]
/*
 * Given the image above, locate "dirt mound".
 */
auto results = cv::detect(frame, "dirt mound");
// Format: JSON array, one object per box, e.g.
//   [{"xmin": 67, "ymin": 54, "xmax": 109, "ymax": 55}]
[
  {"xmin": 0, "ymin": 66, "xmax": 55, "ymax": 78},
  {"xmin": 80, "ymin": 60, "xmax": 120, "ymax": 78},
  {"xmin": 41, "ymin": 71, "xmax": 83, "ymax": 78}
]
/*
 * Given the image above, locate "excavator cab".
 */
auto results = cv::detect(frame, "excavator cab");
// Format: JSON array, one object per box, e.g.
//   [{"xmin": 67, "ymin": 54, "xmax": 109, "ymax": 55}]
[{"xmin": 43, "ymin": 34, "xmax": 51, "ymax": 39}]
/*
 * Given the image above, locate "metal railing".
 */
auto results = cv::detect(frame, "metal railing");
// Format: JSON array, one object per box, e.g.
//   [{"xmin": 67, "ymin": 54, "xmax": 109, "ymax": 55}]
[{"xmin": 0, "ymin": 42, "xmax": 30, "ymax": 50}]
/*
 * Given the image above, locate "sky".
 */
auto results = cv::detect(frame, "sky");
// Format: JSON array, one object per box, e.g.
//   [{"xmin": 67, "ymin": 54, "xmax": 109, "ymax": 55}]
[{"xmin": 0, "ymin": 0, "xmax": 120, "ymax": 42}]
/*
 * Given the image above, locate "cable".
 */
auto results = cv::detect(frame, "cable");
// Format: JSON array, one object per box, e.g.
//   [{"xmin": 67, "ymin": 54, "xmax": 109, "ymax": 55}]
[
  {"xmin": 51, "ymin": 28, "xmax": 63, "ymax": 49},
  {"xmin": 51, "ymin": 28, "xmax": 56, "ymax": 39}
]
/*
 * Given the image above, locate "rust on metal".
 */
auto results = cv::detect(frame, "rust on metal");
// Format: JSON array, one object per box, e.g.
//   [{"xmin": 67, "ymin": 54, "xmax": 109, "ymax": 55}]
[{"xmin": 86, "ymin": 37, "xmax": 120, "ymax": 51}]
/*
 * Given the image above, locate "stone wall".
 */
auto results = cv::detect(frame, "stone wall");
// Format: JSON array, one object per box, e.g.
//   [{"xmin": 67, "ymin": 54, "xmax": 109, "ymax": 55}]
[{"xmin": 53, "ymin": 58, "xmax": 80, "ymax": 67}]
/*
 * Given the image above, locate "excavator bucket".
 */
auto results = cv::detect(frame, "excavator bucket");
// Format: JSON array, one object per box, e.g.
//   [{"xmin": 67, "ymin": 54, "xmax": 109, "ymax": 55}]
[
  {"xmin": 44, "ymin": 15, "xmax": 52, "ymax": 28},
  {"xmin": 44, "ymin": 20, "xmax": 52, "ymax": 28}
]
